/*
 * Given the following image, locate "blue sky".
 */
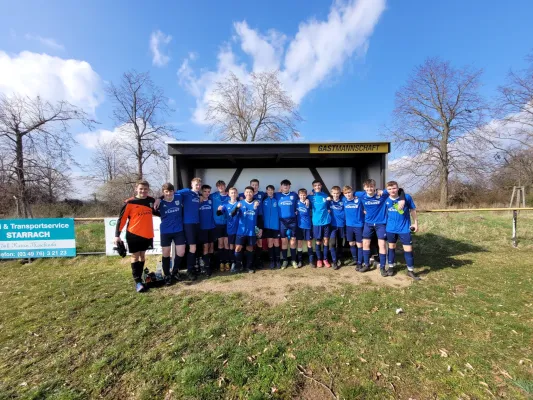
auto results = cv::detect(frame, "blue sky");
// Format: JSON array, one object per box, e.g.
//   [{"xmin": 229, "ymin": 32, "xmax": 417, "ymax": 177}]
[{"xmin": 1, "ymin": 0, "xmax": 532, "ymax": 191}]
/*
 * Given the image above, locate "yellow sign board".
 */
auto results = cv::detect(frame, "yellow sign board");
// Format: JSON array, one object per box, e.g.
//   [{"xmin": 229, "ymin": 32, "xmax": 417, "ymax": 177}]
[{"xmin": 309, "ymin": 143, "xmax": 389, "ymax": 154}]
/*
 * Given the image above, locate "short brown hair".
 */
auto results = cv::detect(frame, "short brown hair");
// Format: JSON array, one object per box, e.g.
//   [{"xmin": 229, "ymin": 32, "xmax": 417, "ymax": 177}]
[
  {"xmin": 191, "ymin": 177, "xmax": 202, "ymax": 184},
  {"xmin": 298, "ymin": 188, "xmax": 307, "ymax": 194},
  {"xmin": 342, "ymin": 185, "xmax": 353, "ymax": 193},
  {"xmin": 331, "ymin": 186, "xmax": 341, "ymax": 192},
  {"xmin": 162, "ymin": 182, "xmax": 174, "ymax": 191},
  {"xmin": 136, "ymin": 180, "xmax": 150, "ymax": 188},
  {"xmin": 228, "ymin": 187, "xmax": 238, "ymax": 193},
  {"xmin": 216, "ymin": 180, "xmax": 226, "ymax": 187},
  {"xmin": 363, "ymin": 179, "xmax": 376, "ymax": 187},
  {"xmin": 386, "ymin": 181, "xmax": 399, "ymax": 188}
]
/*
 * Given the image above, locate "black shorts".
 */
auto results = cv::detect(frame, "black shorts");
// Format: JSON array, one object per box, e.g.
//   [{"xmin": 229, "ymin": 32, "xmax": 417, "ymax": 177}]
[
  {"xmin": 228, "ymin": 233, "xmax": 237, "ymax": 246},
  {"xmin": 236, "ymin": 235, "xmax": 257, "ymax": 247},
  {"xmin": 199, "ymin": 228, "xmax": 215, "ymax": 244},
  {"xmin": 214, "ymin": 224, "xmax": 227, "ymax": 239},
  {"xmin": 160, "ymin": 231, "xmax": 186, "ymax": 247},
  {"xmin": 296, "ymin": 227, "xmax": 312, "ymax": 241},
  {"xmin": 280, "ymin": 217, "xmax": 297, "ymax": 238},
  {"xmin": 184, "ymin": 223, "xmax": 200, "ymax": 245},
  {"xmin": 262, "ymin": 228, "xmax": 281, "ymax": 239},
  {"xmin": 126, "ymin": 232, "xmax": 153, "ymax": 253}
]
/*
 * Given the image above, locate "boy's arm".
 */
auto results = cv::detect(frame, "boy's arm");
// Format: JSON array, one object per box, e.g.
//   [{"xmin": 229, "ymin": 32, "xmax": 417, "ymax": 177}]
[
  {"xmin": 410, "ymin": 209, "xmax": 418, "ymax": 232},
  {"xmin": 355, "ymin": 191, "xmax": 365, "ymax": 198}
]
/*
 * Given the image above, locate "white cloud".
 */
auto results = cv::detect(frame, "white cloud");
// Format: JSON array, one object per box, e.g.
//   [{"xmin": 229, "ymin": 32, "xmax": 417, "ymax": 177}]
[
  {"xmin": 0, "ymin": 51, "xmax": 104, "ymax": 113},
  {"xmin": 150, "ymin": 30, "xmax": 172, "ymax": 67},
  {"xmin": 25, "ymin": 34, "xmax": 65, "ymax": 51},
  {"xmin": 178, "ymin": 0, "xmax": 386, "ymax": 124}
]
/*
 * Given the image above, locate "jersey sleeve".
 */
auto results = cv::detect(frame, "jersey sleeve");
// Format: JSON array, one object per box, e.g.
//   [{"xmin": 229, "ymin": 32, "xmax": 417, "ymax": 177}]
[
  {"xmin": 407, "ymin": 194, "xmax": 416, "ymax": 209},
  {"xmin": 355, "ymin": 191, "xmax": 365, "ymax": 198},
  {"xmin": 115, "ymin": 202, "xmax": 130, "ymax": 237}
]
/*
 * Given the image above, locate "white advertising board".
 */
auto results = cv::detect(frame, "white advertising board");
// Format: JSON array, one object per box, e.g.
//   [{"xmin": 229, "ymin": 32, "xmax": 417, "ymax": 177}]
[{"xmin": 104, "ymin": 217, "xmax": 162, "ymax": 256}]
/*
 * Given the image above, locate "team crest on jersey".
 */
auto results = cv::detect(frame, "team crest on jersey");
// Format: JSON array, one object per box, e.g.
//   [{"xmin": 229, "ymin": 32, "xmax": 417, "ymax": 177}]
[
  {"xmin": 208, "ymin": 200, "xmax": 212, "ymax": 204},
  {"xmin": 290, "ymin": 195, "xmax": 294, "ymax": 200},
  {"xmin": 355, "ymin": 199, "xmax": 359, "ymax": 203},
  {"xmin": 175, "ymin": 200, "xmax": 180, "ymax": 206},
  {"xmin": 273, "ymin": 202, "xmax": 277, "ymax": 207}
]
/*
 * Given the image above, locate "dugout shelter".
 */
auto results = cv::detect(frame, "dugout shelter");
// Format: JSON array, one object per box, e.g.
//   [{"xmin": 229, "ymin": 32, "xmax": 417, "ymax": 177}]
[{"xmin": 167, "ymin": 142, "xmax": 390, "ymax": 194}]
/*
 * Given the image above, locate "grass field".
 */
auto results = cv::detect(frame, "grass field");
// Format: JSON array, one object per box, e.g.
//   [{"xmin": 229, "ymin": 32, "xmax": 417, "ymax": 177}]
[{"xmin": 1, "ymin": 212, "xmax": 533, "ymax": 399}]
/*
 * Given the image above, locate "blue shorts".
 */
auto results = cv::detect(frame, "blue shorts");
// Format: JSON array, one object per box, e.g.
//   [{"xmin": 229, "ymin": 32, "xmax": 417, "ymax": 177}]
[
  {"xmin": 386, "ymin": 232, "xmax": 412, "ymax": 245},
  {"xmin": 363, "ymin": 223, "xmax": 387, "ymax": 240},
  {"xmin": 329, "ymin": 226, "xmax": 345, "ymax": 239},
  {"xmin": 198, "ymin": 228, "xmax": 215, "ymax": 244},
  {"xmin": 280, "ymin": 218, "xmax": 297, "ymax": 238},
  {"xmin": 160, "ymin": 231, "xmax": 186, "ymax": 247},
  {"xmin": 236, "ymin": 235, "xmax": 257, "ymax": 247},
  {"xmin": 228, "ymin": 233, "xmax": 237, "ymax": 246},
  {"xmin": 345, "ymin": 226, "xmax": 363, "ymax": 243},
  {"xmin": 296, "ymin": 227, "xmax": 312, "ymax": 241},
  {"xmin": 184, "ymin": 223, "xmax": 200, "ymax": 245},
  {"xmin": 263, "ymin": 228, "xmax": 280, "ymax": 239},
  {"xmin": 313, "ymin": 224, "xmax": 331, "ymax": 240},
  {"xmin": 214, "ymin": 224, "xmax": 227, "ymax": 239}
]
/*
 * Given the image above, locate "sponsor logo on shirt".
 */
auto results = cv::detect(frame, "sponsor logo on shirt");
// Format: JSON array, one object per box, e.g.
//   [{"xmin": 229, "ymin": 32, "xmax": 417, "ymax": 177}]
[{"xmin": 280, "ymin": 201, "xmax": 293, "ymax": 206}]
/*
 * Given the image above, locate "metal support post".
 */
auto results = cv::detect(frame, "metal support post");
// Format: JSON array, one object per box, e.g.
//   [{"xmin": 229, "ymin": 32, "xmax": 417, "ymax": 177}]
[{"xmin": 512, "ymin": 209, "xmax": 518, "ymax": 248}]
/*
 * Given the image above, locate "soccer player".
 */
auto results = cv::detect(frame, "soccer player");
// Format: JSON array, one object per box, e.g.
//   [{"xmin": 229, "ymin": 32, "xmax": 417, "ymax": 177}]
[
  {"xmin": 355, "ymin": 179, "xmax": 405, "ymax": 276},
  {"xmin": 198, "ymin": 184, "xmax": 215, "ymax": 277},
  {"xmin": 114, "ymin": 180, "xmax": 157, "ymax": 293},
  {"xmin": 342, "ymin": 185, "xmax": 364, "ymax": 270},
  {"xmin": 176, "ymin": 177, "xmax": 202, "ymax": 280},
  {"xmin": 158, "ymin": 182, "xmax": 186, "ymax": 285},
  {"xmin": 217, "ymin": 187, "xmax": 240, "ymax": 272},
  {"xmin": 275, "ymin": 179, "xmax": 299, "ymax": 269},
  {"xmin": 210, "ymin": 180, "xmax": 230, "ymax": 272},
  {"xmin": 296, "ymin": 188, "xmax": 314, "ymax": 267},
  {"xmin": 232, "ymin": 187, "xmax": 262, "ymax": 273},
  {"xmin": 329, "ymin": 186, "xmax": 345, "ymax": 270},
  {"xmin": 384, "ymin": 181, "xmax": 420, "ymax": 280},
  {"xmin": 307, "ymin": 180, "xmax": 331, "ymax": 268},
  {"xmin": 240, "ymin": 179, "xmax": 266, "ymax": 269},
  {"xmin": 262, "ymin": 184, "xmax": 282, "ymax": 269}
]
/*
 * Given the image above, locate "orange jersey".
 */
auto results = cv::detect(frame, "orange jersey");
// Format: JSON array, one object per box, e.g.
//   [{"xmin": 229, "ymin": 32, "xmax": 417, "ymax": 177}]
[{"xmin": 116, "ymin": 196, "xmax": 156, "ymax": 239}]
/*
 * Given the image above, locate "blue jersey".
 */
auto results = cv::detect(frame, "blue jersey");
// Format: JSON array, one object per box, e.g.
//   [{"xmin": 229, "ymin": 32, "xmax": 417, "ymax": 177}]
[
  {"xmin": 275, "ymin": 191, "xmax": 298, "ymax": 219},
  {"xmin": 177, "ymin": 188, "xmax": 200, "ymax": 224},
  {"xmin": 262, "ymin": 196, "xmax": 280, "ymax": 230},
  {"xmin": 296, "ymin": 200, "xmax": 312, "ymax": 229},
  {"xmin": 343, "ymin": 197, "xmax": 364, "ymax": 227},
  {"xmin": 159, "ymin": 194, "xmax": 184, "ymax": 234},
  {"xmin": 239, "ymin": 190, "xmax": 265, "ymax": 216},
  {"xmin": 330, "ymin": 199, "xmax": 345, "ymax": 227},
  {"xmin": 355, "ymin": 190, "xmax": 390, "ymax": 225},
  {"xmin": 220, "ymin": 201, "xmax": 239, "ymax": 235},
  {"xmin": 210, "ymin": 192, "xmax": 229, "ymax": 225},
  {"xmin": 308, "ymin": 192, "xmax": 331, "ymax": 226},
  {"xmin": 385, "ymin": 194, "xmax": 416, "ymax": 234},
  {"xmin": 199, "ymin": 199, "xmax": 215, "ymax": 230},
  {"xmin": 234, "ymin": 200, "xmax": 259, "ymax": 236}
]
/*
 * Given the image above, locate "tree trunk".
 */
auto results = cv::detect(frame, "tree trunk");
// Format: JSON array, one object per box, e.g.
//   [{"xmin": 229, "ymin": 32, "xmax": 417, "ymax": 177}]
[
  {"xmin": 15, "ymin": 132, "xmax": 30, "ymax": 218},
  {"xmin": 439, "ymin": 167, "xmax": 449, "ymax": 208},
  {"xmin": 440, "ymin": 127, "xmax": 450, "ymax": 208}
]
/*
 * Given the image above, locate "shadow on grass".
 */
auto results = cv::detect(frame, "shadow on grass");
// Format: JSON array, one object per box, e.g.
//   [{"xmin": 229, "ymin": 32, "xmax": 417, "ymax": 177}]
[{"xmin": 398, "ymin": 232, "xmax": 487, "ymax": 274}]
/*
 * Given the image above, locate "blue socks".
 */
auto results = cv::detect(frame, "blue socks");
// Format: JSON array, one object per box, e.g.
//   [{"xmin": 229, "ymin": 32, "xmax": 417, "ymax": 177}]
[
  {"xmin": 323, "ymin": 246, "xmax": 329, "ymax": 261},
  {"xmin": 388, "ymin": 248, "xmax": 396, "ymax": 265},
  {"xmin": 290, "ymin": 248, "xmax": 297, "ymax": 261},
  {"xmin": 330, "ymin": 246, "xmax": 337, "ymax": 262},
  {"xmin": 357, "ymin": 247, "xmax": 363, "ymax": 265},
  {"xmin": 274, "ymin": 246, "xmax": 280, "ymax": 262},
  {"xmin": 245, "ymin": 251, "xmax": 254, "ymax": 269},
  {"xmin": 363, "ymin": 250, "xmax": 371, "ymax": 265},
  {"xmin": 315, "ymin": 246, "xmax": 322, "ymax": 261},
  {"xmin": 404, "ymin": 251, "xmax": 414, "ymax": 270},
  {"xmin": 379, "ymin": 254, "xmax": 387, "ymax": 270},
  {"xmin": 235, "ymin": 251, "xmax": 243, "ymax": 269},
  {"xmin": 281, "ymin": 249, "xmax": 288, "ymax": 260},
  {"xmin": 350, "ymin": 245, "xmax": 357, "ymax": 260}
]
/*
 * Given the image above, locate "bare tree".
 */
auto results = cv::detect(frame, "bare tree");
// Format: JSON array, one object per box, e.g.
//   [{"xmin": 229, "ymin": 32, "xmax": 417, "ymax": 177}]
[
  {"xmin": 0, "ymin": 94, "xmax": 95, "ymax": 217},
  {"xmin": 386, "ymin": 58, "xmax": 487, "ymax": 207},
  {"xmin": 106, "ymin": 70, "xmax": 178, "ymax": 180},
  {"xmin": 492, "ymin": 53, "xmax": 533, "ymax": 150},
  {"xmin": 87, "ymin": 138, "xmax": 133, "ymax": 184},
  {"xmin": 206, "ymin": 71, "xmax": 302, "ymax": 142}
]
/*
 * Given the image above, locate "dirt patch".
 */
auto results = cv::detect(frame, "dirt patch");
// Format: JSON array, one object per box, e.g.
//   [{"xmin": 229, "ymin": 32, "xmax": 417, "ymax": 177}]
[{"xmin": 177, "ymin": 266, "xmax": 412, "ymax": 305}]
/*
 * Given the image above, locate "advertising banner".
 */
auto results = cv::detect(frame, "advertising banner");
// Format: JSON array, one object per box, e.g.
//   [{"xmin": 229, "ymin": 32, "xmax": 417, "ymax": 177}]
[
  {"xmin": 0, "ymin": 218, "xmax": 76, "ymax": 259},
  {"xmin": 104, "ymin": 217, "xmax": 162, "ymax": 256}
]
